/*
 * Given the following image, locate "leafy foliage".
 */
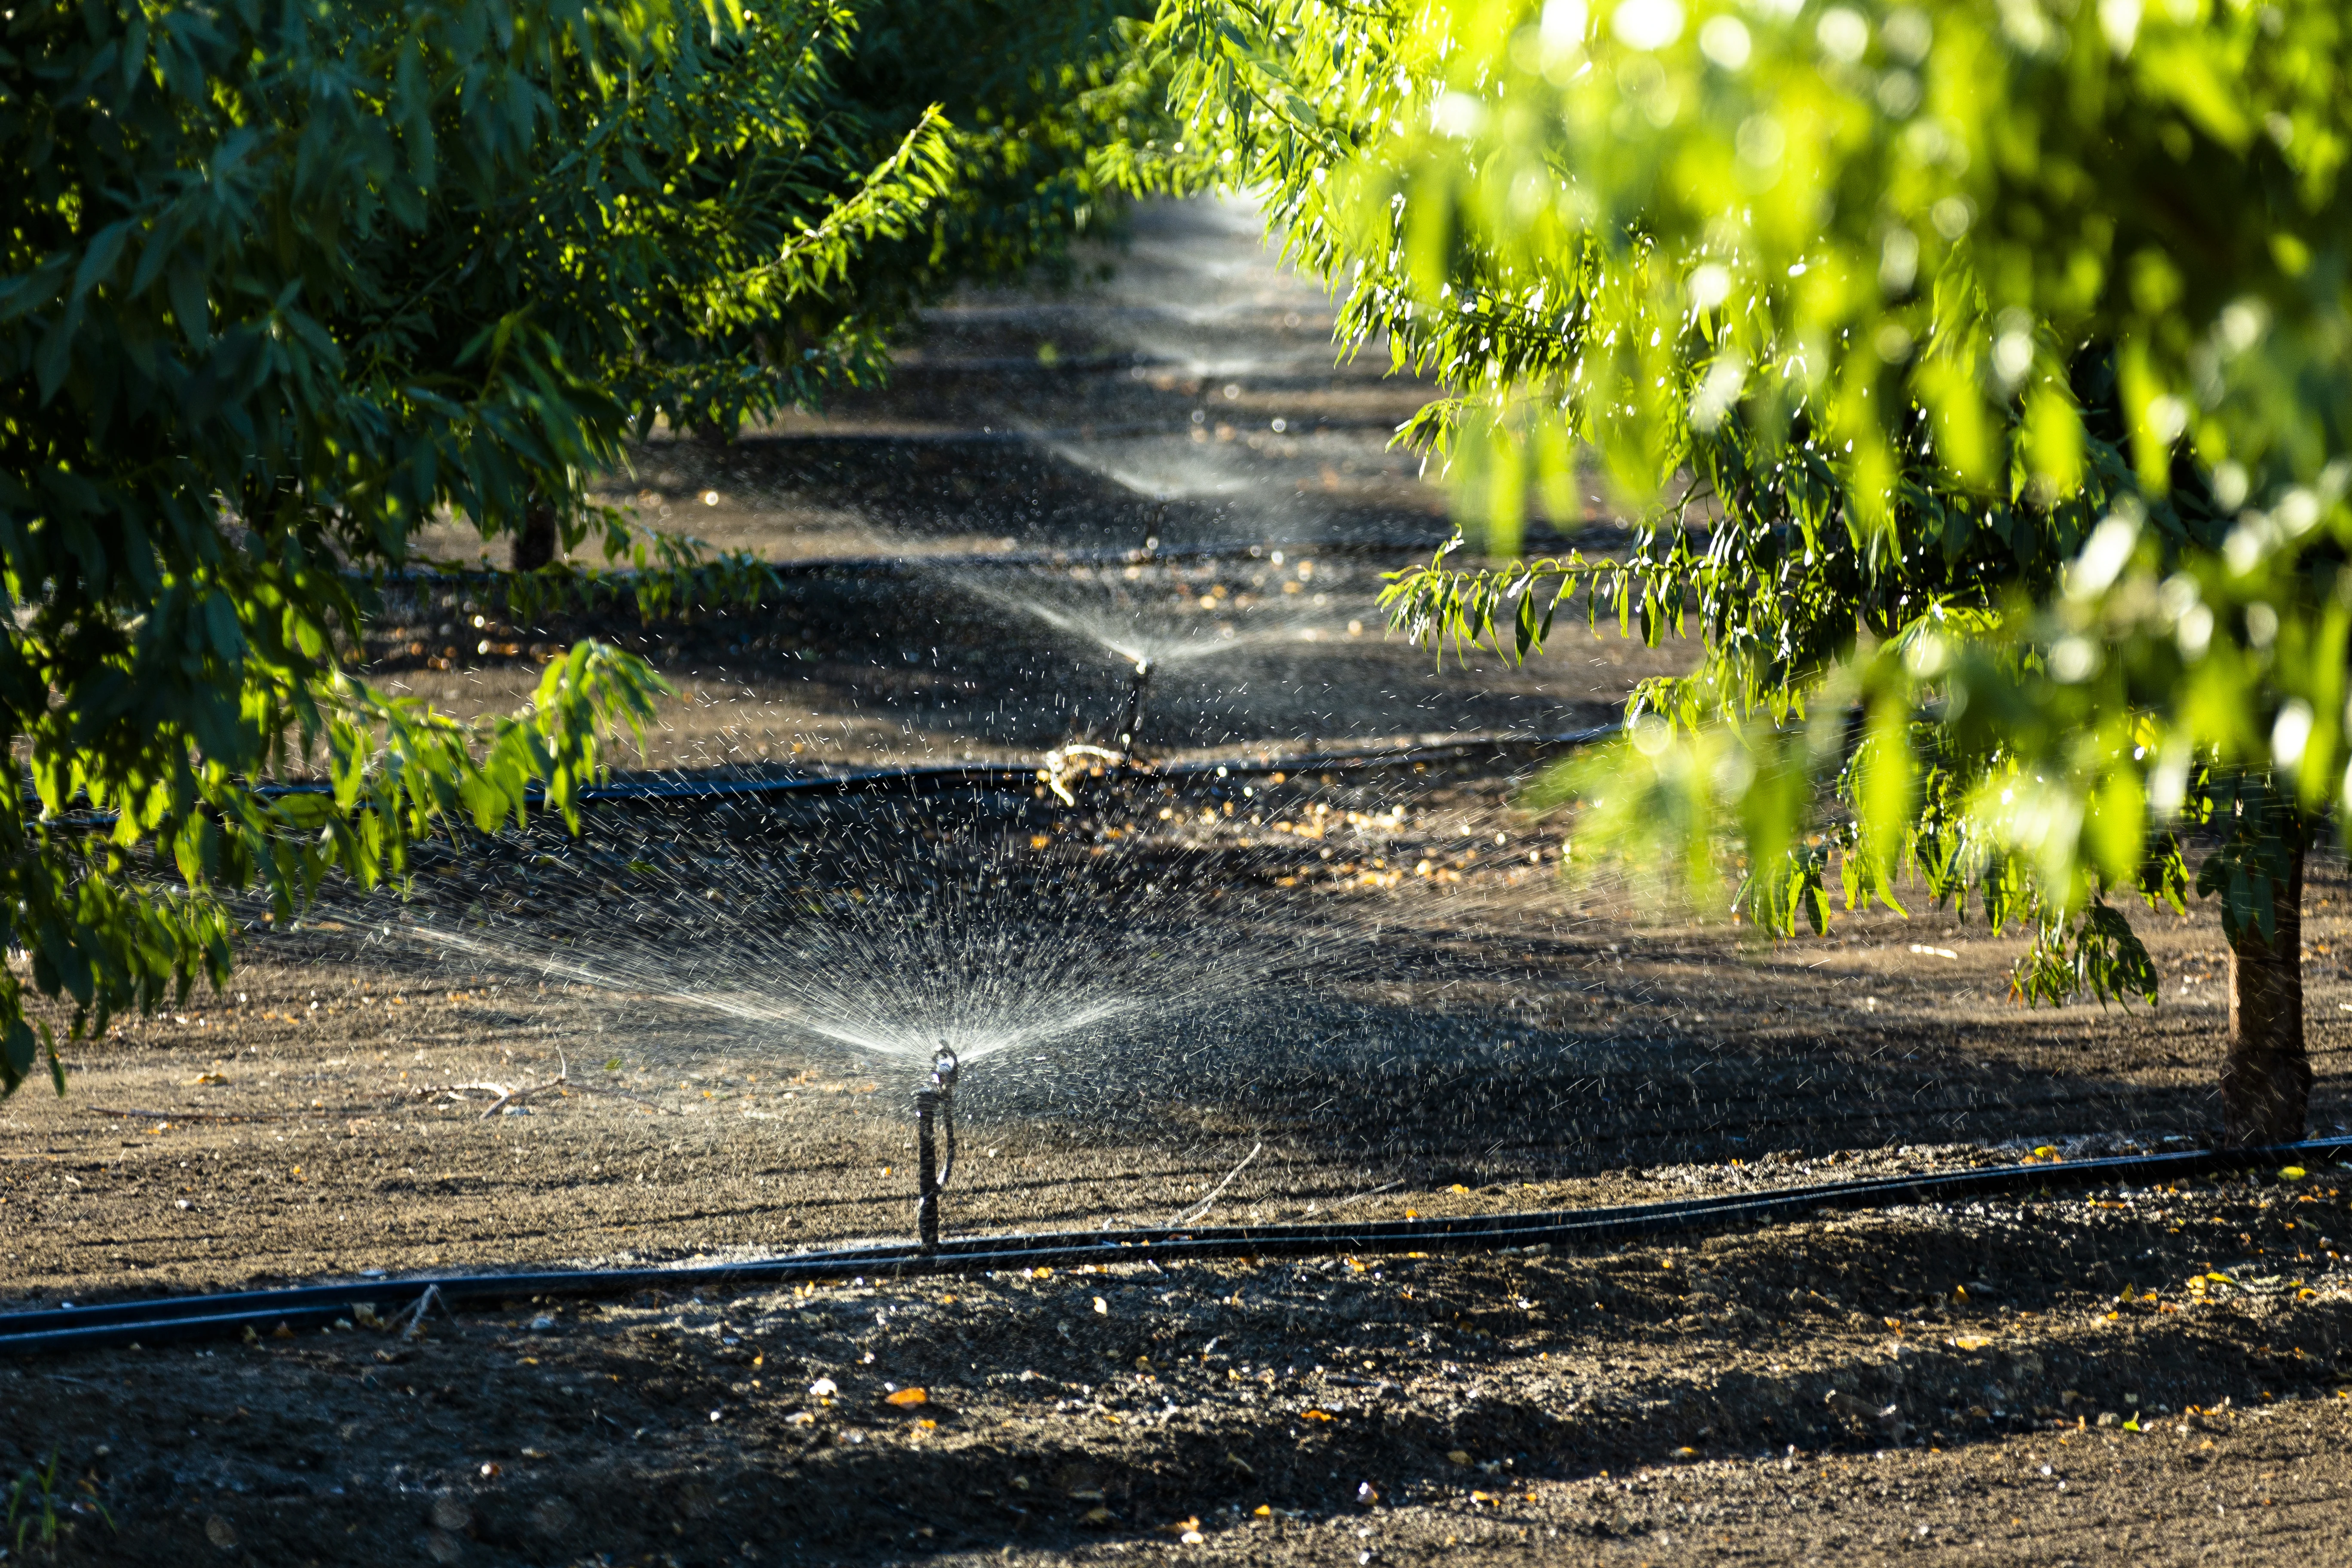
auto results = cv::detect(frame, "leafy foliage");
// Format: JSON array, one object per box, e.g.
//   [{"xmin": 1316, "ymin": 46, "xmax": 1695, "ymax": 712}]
[
  {"xmin": 0, "ymin": 0, "xmax": 985, "ymax": 1091},
  {"xmin": 827, "ymin": 1, "xmax": 1180, "ymax": 319},
  {"xmin": 1152, "ymin": 0, "xmax": 2352, "ymax": 1017}
]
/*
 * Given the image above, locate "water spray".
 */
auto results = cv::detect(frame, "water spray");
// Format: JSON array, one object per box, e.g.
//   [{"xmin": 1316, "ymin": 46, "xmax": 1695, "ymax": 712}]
[
  {"xmin": 1042, "ymin": 657, "xmax": 1165, "ymax": 802},
  {"xmin": 914, "ymin": 1045, "xmax": 959, "ymax": 1249}
]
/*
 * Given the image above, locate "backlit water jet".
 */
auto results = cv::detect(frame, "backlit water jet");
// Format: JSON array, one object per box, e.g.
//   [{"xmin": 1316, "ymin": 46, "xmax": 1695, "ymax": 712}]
[
  {"xmin": 395, "ymin": 911, "xmax": 1183, "ymax": 1069},
  {"xmin": 355, "ymin": 834, "xmax": 1335, "ymax": 1243},
  {"xmin": 957, "ymin": 565, "xmax": 1358, "ymax": 757},
  {"xmin": 340, "ymin": 798, "xmax": 1357, "ymax": 1100}
]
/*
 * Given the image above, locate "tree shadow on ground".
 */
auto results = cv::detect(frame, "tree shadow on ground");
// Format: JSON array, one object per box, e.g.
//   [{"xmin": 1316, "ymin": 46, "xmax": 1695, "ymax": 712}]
[{"xmin": 89, "ymin": 1208, "xmax": 2340, "ymax": 1568}]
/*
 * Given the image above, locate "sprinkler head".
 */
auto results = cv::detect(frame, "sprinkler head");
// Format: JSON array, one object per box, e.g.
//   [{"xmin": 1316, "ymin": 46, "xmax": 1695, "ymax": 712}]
[
  {"xmin": 1132, "ymin": 658, "xmax": 1152, "ymax": 677},
  {"xmin": 931, "ymin": 1043, "xmax": 959, "ymax": 1092}
]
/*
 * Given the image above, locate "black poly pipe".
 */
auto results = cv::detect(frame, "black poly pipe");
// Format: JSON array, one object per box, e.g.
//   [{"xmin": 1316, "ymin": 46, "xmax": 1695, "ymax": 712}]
[
  {"xmin": 552, "ymin": 723, "xmax": 1620, "ymax": 806},
  {"xmin": 28, "ymin": 724, "xmax": 1618, "ymax": 831},
  {"xmin": 3, "ymin": 1136, "xmax": 2342, "ymax": 1357}
]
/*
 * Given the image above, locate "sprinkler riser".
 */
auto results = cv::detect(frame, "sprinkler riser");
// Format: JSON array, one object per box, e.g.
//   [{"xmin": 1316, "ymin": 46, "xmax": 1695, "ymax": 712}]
[
  {"xmin": 913, "ymin": 1045, "xmax": 958, "ymax": 1251},
  {"xmin": 1115, "ymin": 662, "xmax": 1152, "ymax": 757},
  {"xmin": 915, "ymin": 1087, "xmax": 943, "ymax": 1249}
]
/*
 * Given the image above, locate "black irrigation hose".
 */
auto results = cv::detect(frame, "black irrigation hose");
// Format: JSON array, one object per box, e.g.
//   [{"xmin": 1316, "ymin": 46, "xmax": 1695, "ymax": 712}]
[
  {"xmin": 553, "ymin": 723, "xmax": 1623, "ymax": 806},
  {"xmin": 4, "ymin": 1136, "xmax": 2344, "ymax": 1357},
  {"xmin": 28, "ymin": 725, "xmax": 1618, "ymax": 830}
]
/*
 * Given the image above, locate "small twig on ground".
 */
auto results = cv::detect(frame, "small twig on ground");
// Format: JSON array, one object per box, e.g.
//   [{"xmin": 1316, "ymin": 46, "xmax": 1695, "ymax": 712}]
[
  {"xmin": 1169, "ymin": 1142, "xmax": 1264, "ymax": 1227},
  {"xmin": 1043, "ymin": 743, "xmax": 1128, "ymax": 805},
  {"xmin": 440, "ymin": 1075, "xmax": 567, "ymax": 1118},
  {"xmin": 480, "ymin": 1078, "xmax": 568, "ymax": 1119},
  {"xmin": 444, "ymin": 1054, "xmax": 676, "ymax": 1117},
  {"xmin": 396, "ymin": 1284, "xmax": 445, "ymax": 1341},
  {"xmin": 1324, "ymin": 1180, "xmax": 1404, "ymax": 1211}
]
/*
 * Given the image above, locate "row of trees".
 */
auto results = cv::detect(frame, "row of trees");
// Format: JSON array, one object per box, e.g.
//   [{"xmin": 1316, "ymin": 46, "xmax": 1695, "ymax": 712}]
[
  {"xmin": 0, "ymin": 0, "xmax": 1166, "ymax": 1089},
  {"xmin": 1146, "ymin": 0, "xmax": 2352, "ymax": 1141}
]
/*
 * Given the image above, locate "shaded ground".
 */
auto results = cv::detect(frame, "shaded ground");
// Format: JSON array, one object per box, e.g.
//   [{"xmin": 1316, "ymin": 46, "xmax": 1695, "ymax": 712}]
[
  {"xmin": 354, "ymin": 554, "xmax": 1682, "ymax": 770},
  {"xmin": 6, "ymin": 1182, "xmax": 2352, "ymax": 1566}
]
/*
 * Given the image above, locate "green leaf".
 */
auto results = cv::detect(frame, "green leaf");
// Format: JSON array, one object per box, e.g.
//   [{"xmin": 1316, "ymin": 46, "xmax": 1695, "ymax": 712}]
[
  {"xmin": 166, "ymin": 256, "xmax": 210, "ymax": 347},
  {"xmin": 70, "ymin": 221, "xmax": 135, "ymax": 303},
  {"xmin": 0, "ymin": 258, "xmax": 70, "ymax": 325},
  {"xmin": 34, "ymin": 310, "xmax": 77, "ymax": 403}
]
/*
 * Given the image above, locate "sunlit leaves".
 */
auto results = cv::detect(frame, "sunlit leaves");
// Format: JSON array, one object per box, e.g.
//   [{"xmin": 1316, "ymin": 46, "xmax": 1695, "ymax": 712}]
[
  {"xmin": 2010, "ymin": 901, "xmax": 2159, "ymax": 1010},
  {"xmin": 1175, "ymin": 0, "xmax": 2352, "ymax": 1017},
  {"xmin": 1365, "ymin": 0, "xmax": 2352, "ymax": 514},
  {"xmin": 1852, "ymin": 693, "xmax": 1915, "ymax": 894}
]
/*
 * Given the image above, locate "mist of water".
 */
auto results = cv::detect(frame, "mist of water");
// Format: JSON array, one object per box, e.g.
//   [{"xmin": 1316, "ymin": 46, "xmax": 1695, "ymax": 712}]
[
  {"xmin": 1040, "ymin": 438, "xmax": 1261, "ymax": 506},
  {"xmin": 394, "ymin": 898, "xmax": 1216, "ymax": 1071},
  {"xmin": 955, "ymin": 564, "xmax": 1353, "ymax": 676},
  {"xmin": 336, "ymin": 805, "xmax": 1356, "ymax": 1093}
]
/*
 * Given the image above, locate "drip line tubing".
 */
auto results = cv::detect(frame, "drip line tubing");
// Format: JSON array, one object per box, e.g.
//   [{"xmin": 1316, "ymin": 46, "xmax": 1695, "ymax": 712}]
[
  {"xmin": 4, "ymin": 1135, "xmax": 2343, "ymax": 1357},
  {"xmin": 28, "ymin": 725, "xmax": 1618, "ymax": 831},
  {"xmin": 546, "ymin": 723, "xmax": 1621, "ymax": 806}
]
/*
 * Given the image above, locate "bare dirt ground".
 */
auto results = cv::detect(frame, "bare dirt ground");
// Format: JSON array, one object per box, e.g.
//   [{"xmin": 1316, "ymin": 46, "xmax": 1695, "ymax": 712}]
[
  {"xmin": 5, "ymin": 794, "xmax": 2351, "ymax": 1566},
  {"xmin": 5, "ymin": 198, "xmax": 2352, "ymax": 1565},
  {"xmin": 6, "ymin": 1178, "xmax": 2352, "ymax": 1566}
]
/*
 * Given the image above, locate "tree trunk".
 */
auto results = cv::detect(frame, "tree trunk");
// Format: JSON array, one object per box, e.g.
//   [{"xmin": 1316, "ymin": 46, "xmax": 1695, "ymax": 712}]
[
  {"xmin": 2221, "ymin": 836, "xmax": 2309, "ymax": 1145},
  {"xmin": 512, "ymin": 498, "xmax": 558, "ymax": 573}
]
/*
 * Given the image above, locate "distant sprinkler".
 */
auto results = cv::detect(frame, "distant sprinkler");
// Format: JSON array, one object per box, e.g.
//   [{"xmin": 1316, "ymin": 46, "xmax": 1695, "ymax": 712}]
[
  {"xmin": 914, "ymin": 1044, "xmax": 959, "ymax": 1250},
  {"xmin": 1041, "ymin": 659, "xmax": 1153, "ymax": 803}
]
